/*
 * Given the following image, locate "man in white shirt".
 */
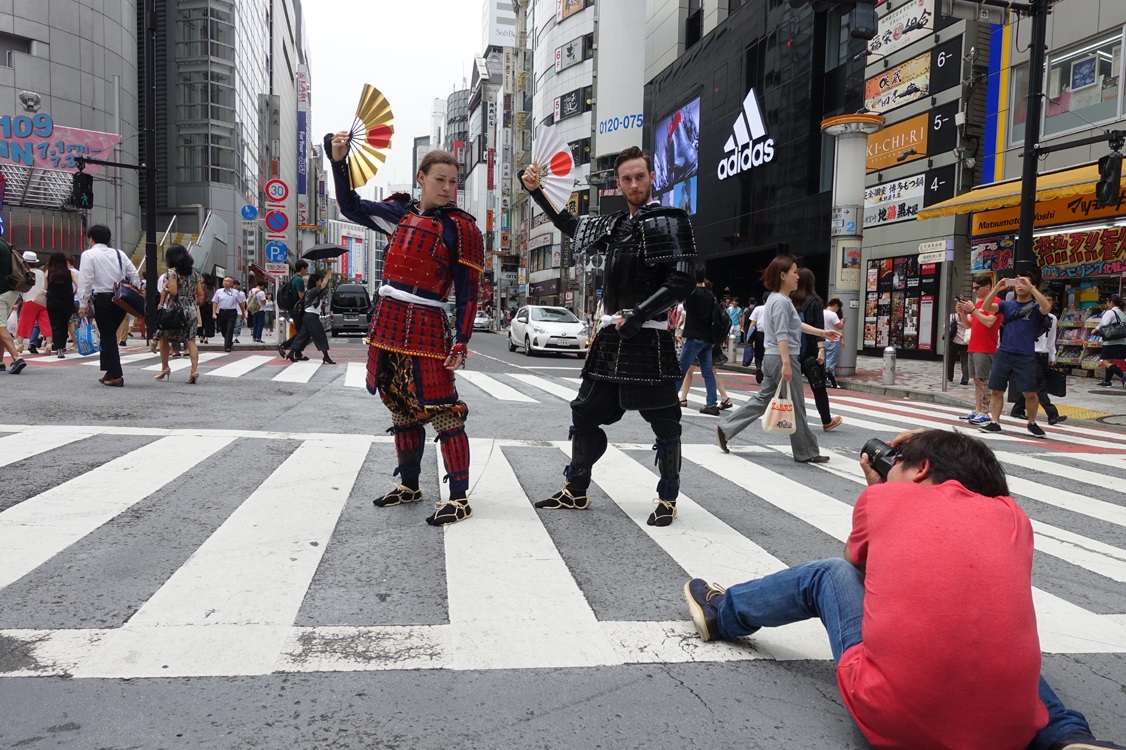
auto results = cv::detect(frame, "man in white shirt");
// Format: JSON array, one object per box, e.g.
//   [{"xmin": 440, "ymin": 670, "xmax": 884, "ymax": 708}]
[
  {"xmin": 249, "ymin": 280, "xmax": 268, "ymax": 342},
  {"xmin": 211, "ymin": 276, "xmax": 245, "ymax": 352},
  {"xmin": 77, "ymin": 224, "xmax": 141, "ymax": 386}
]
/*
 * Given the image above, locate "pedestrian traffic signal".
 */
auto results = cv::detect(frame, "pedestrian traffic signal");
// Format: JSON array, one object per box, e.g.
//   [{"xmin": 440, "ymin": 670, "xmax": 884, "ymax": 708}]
[
  {"xmin": 1096, "ymin": 151, "xmax": 1123, "ymax": 209},
  {"xmin": 71, "ymin": 171, "xmax": 94, "ymax": 208}
]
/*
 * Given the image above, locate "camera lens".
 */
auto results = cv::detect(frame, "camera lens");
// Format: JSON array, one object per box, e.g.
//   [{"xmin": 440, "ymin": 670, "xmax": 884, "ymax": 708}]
[{"xmin": 860, "ymin": 438, "xmax": 899, "ymax": 479}]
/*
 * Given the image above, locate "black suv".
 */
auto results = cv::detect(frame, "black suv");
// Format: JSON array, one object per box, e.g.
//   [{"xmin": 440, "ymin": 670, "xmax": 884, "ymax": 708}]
[{"xmin": 329, "ymin": 283, "xmax": 373, "ymax": 336}]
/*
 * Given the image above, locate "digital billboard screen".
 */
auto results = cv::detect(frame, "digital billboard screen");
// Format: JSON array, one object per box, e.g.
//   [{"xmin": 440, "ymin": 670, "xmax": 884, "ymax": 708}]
[{"xmin": 652, "ymin": 97, "xmax": 700, "ymax": 215}]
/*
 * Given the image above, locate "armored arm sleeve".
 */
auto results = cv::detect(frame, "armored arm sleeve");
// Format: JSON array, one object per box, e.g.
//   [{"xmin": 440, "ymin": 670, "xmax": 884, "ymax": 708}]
[
  {"xmin": 617, "ymin": 261, "xmax": 695, "ymax": 339},
  {"xmin": 517, "ymin": 168, "xmax": 579, "ymax": 237},
  {"xmin": 324, "ymin": 133, "xmax": 404, "ymax": 235}
]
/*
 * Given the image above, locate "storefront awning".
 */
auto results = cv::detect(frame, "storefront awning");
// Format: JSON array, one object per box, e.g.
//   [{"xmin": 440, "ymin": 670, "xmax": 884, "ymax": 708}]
[{"xmin": 916, "ymin": 164, "xmax": 1101, "ymax": 220}]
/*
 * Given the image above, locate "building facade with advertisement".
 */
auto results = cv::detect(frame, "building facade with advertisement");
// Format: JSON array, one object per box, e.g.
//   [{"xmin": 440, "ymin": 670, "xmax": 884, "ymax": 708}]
[
  {"xmin": 644, "ymin": 0, "xmax": 866, "ymax": 311},
  {"xmin": 0, "ymin": 0, "xmax": 141, "ymax": 258},
  {"xmin": 856, "ymin": 2, "xmax": 996, "ymax": 358},
  {"xmin": 325, "ymin": 218, "xmax": 387, "ymax": 296},
  {"xmin": 926, "ymin": 4, "xmax": 1126, "ymax": 373},
  {"xmin": 525, "ymin": 0, "xmax": 596, "ymax": 307}
]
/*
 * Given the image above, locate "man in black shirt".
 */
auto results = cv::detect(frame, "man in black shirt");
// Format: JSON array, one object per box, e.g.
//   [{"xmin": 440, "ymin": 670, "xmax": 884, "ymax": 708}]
[{"xmin": 680, "ymin": 267, "xmax": 720, "ymax": 415}]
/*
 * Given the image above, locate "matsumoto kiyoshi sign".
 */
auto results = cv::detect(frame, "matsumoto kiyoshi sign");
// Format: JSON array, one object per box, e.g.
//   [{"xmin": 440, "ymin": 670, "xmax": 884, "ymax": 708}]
[{"xmin": 717, "ymin": 88, "xmax": 775, "ymax": 181}]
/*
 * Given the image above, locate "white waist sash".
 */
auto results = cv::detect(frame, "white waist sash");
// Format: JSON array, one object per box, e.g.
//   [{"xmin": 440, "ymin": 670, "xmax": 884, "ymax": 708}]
[
  {"xmin": 378, "ymin": 284, "xmax": 447, "ymax": 308},
  {"xmin": 599, "ymin": 314, "xmax": 668, "ymax": 332}
]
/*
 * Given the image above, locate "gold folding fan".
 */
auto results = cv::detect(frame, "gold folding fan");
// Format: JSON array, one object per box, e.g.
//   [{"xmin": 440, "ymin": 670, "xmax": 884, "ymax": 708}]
[{"xmin": 346, "ymin": 84, "xmax": 395, "ymax": 188}]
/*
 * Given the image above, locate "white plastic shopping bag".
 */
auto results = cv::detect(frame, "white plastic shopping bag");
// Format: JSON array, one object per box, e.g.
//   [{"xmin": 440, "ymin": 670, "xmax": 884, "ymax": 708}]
[{"xmin": 762, "ymin": 380, "xmax": 797, "ymax": 435}]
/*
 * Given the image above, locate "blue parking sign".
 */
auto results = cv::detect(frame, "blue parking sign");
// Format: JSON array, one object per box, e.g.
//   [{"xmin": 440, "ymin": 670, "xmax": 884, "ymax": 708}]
[{"xmin": 265, "ymin": 241, "xmax": 288, "ymax": 263}]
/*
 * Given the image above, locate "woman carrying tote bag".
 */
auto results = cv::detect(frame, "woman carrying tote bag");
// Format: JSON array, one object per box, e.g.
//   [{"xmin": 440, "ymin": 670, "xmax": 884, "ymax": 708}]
[
  {"xmin": 1096, "ymin": 295, "xmax": 1126, "ymax": 387},
  {"xmin": 716, "ymin": 255, "xmax": 840, "ymax": 463}
]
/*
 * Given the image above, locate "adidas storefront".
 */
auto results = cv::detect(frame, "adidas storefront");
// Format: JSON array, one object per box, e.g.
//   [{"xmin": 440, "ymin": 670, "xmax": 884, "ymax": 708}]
[{"xmin": 644, "ymin": 2, "xmax": 854, "ymax": 304}]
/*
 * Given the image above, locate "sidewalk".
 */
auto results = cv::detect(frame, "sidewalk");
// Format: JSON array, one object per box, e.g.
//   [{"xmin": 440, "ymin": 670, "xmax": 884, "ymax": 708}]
[{"xmin": 721, "ymin": 348, "xmax": 1126, "ymax": 427}]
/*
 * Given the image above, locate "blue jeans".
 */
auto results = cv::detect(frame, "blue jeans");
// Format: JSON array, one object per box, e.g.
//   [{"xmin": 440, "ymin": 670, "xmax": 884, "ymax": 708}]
[
  {"xmin": 678, "ymin": 338, "xmax": 717, "ymax": 407},
  {"xmin": 716, "ymin": 557, "xmax": 1094, "ymax": 747},
  {"xmin": 824, "ymin": 340, "xmax": 840, "ymax": 375},
  {"xmin": 252, "ymin": 310, "xmax": 265, "ymax": 341}
]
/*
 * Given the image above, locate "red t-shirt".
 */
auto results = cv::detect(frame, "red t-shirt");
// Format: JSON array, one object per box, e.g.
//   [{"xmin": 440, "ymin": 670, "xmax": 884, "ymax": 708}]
[
  {"xmin": 967, "ymin": 298, "xmax": 1003, "ymax": 354},
  {"xmin": 840, "ymin": 481, "xmax": 1046, "ymax": 750}
]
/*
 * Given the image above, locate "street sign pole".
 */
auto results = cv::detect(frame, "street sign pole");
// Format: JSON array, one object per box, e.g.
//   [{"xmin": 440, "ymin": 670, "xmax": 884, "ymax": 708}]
[{"xmin": 1016, "ymin": 0, "xmax": 1049, "ymax": 278}]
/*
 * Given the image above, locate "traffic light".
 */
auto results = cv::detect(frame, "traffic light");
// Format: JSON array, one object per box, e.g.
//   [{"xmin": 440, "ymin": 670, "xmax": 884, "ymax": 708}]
[
  {"xmin": 1096, "ymin": 151, "xmax": 1123, "ymax": 209},
  {"xmin": 787, "ymin": 0, "xmax": 878, "ymax": 40},
  {"xmin": 71, "ymin": 171, "xmax": 94, "ymax": 208}
]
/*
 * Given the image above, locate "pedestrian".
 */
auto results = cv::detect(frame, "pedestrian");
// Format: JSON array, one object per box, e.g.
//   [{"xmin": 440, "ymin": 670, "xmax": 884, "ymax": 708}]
[
  {"xmin": 44, "ymin": 252, "xmax": 78, "ymax": 359},
  {"xmin": 946, "ymin": 298, "xmax": 970, "ymax": 385},
  {"xmin": 76, "ymin": 224, "xmax": 141, "ymax": 387},
  {"xmin": 249, "ymin": 280, "xmax": 267, "ymax": 342},
  {"xmin": 976, "ymin": 274, "xmax": 1052, "ymax": 437},
  {"xmin": 823, "ymin": 297, "xmax": 844, "ymax": 388},
  {"xmin": 278, "ymin": 260, "xmax": 310, "ymax": 357},
  {"xmin": 153, "ymin": 244, "xmax": 203, "ymax": 384},
  {"xmin": 716, "ymin": 256, "xmax": 839, "ymax": 462},
  {"xmin": 679, "ymin": 267, "xmax": 722, "ymax": 415},
  {"xmin": 328, "ymin": 133, "xmax": 483, "ymax": 526},
  {"xmin": 283, "ymin": 273, "xmax": 335, "ymax": 364},
  {"xmin": 211, "ymin": 276, "xmax": 244, "ymax": 352},
  {"xmin": 791, "ymin": 268, "xmax": 842, "ymax": 432},
  {"xmin": 521, "ymin": 145, "xmax": 695, "ymax": 526},
  {"xmin": 0, "ymin": 234, "xmax": 27, "ymax": 373},
  {"xmin": 672, "ymin": 300, "xmax": 686, "ymax": 348},
  {"xmin": 1011, "ymin": 292, "xmax": 1066, "ymax": 426},
  {"xmin": 739, "ymin": 298, "xmax": 756, "ymax": 359},
  {"xmin": 1095, "ymin": 295, "xmax": 1126, "ymax": 387},
  {"xmin": 957, "ymin": 273, "xmax": 1003, "ymax": 424},
  {"xmin": 264, "ymin": 291, "xmax": 276, "ymax": 331},
  {"xmin": 196, "ymin": 275, "xmax": 215, "ymax": 344},
  {"xmin": 685, "ymin": 427, "xmax": 1125, "ymax": 750},
  {"xmin": 747, "ymin": 295, "xmax": 767, "ymax": 382},
  {"xmin": 15, "ymin": 251, "xmax": 52, "ymax": 356},
  {"xmin": 231, "ymin": 279, "xmax": 247, "ymax": 344}
]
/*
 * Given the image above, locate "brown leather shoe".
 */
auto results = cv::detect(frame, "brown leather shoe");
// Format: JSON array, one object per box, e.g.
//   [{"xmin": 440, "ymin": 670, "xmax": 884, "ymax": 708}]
[
  {"xmin": 716, "ymin": 426, "xmax": 729, "ymax": 454},
  {"xmin": 98, "ymin": 374, "xmax": 107, "ymax": 383},
  {"xmin": 102, "ymin": 377, "xmax": 124, "ymax": 387},
  {"xmin": 801, "ymin": 455, "xmax": 830, "ymax": 464}
]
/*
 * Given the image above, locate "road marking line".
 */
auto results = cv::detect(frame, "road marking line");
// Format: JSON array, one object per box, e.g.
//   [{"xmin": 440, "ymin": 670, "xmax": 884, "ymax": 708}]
[
  {"xmin": 209, "ymin": 354, "xmax": 274, "ymax": 378},
  {"xmin": 82, "ymin": 352, "xmax": 159, "ymax": 366},
  {"xmin": 0, "ymin": 425, "xmax": 104, "ymax": 468},
  {"xmin": 343, "ymin": 361, "xmax": 367, "ymax": 388},
  {"xmin": 272, "ymin": 359, "xmax": 321, "ymax": 383},
  {"xmin": 142, "ymin": 352, "xmax": 226, "ymax": 373},
  {"xmin": 508, "ymin": 373, "xmax": 578, "ymax": 401},
  {"xmin": 456, "ymin": 371, "xmax": 537, "ymax": 402},
  {"xmin": 0, "ymin": 435, "xmax": 234, "ymax": 591},
  {"xmin": 437, "ymin": 439, "xmax": 621, "ymax": 670},
  {"xmin": 71, "ymin": 437, "xmax": 369, "ymax": 678}
]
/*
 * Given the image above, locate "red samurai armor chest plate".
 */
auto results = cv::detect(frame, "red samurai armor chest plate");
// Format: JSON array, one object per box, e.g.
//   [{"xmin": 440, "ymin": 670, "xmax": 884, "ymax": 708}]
[{"xmin": 381, "ymin": 212, "xmax": 455, "ymax": 298}]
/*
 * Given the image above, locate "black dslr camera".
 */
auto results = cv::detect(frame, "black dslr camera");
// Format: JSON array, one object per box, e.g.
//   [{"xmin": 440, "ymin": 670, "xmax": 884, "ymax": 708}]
[{"xmin": 860, "ymin": 438, "xmax": 899, "ymax": 479}]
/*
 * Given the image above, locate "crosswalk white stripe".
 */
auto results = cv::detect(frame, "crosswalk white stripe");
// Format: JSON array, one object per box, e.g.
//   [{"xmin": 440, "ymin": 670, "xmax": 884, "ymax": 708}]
[
  {"xmin": 1049, "ymin": 452, "xmax": 1126, "ymax": 469},
  {"xmin": 72, "ymin": 437, "xmax": 370, "ymax": 678},
  {"xmin": 209, "ymin": 354, "xmax": 274, "ymax": 378},
  {"xmin": 569, "ymin": 443, "xmax": 831, "ymax": 660},
  {"xmin": 343, "ymin": 361, "xmax": 367, "ymax": 388},
  {"xmin": 0, "ymin": 435, "xmax": 235, "ymax": 590},
  {"xmin": 793, "ymin": 447, "xmax": 1126, "ymax": 585},
  {"xmin": 697, "ymin": 445, "xmax": 1126, "ymax": 652},
  {"xmin": 272, "ymin": 359, "xmax": 322, "ymax": 383},
  {"xmin": 908, "ymin": 398, "xmax": 1126, "ymax": 442},
  {"xmin": 81, "ymin": 352, "xmax": 159, "ymax": 366},
  {"xmin": 994, "ymin": 451, "xmax": 1121, "ymax": 492},
  {"xmin": 142, "ymin": 352, "xmax": 226, "ymax": 373},
  {"xmin": 1007, "ymin": 474, "xmax": 1126, "ymax": 529},
  {"xmin": 0, "ymin": 425, "xmax": 104, "ymax": 468},
  {"xmin": 457, "ymin": 371, "xmax": 538, "ymax": 402},
  {"xmin": 689, "ymin": 387, "xmax": 902, "ymax": 434},
  {"xmin": 439, "ymin": 438, "xmax": 623, "ymax": 670},
  {"xmin": 508, "ymin": 373, "xmax": 579, "ymax": 401}
]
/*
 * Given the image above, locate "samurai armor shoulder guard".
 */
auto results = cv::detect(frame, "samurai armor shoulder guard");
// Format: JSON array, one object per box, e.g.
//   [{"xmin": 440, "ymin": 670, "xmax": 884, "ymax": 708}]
[
  {"xmin": 635, "ymin": 205, "xmax": 697, "ymax": 266},
  {"xmin": 382, "ymin": 212, "xmax": 455, "ymax": 298},
  {"xmin": 446, "ymin": 209, "xmax": 486, "ymax": 274},
  {"xmin": 573, "ymin": 212, "xmax": 627, "ymax": 255}
]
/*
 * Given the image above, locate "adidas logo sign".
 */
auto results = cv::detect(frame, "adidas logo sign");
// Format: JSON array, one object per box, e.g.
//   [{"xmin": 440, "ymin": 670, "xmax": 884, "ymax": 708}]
[{"xmin": 717, "ymin": 88, "xmax": 776, "ymax": 181}]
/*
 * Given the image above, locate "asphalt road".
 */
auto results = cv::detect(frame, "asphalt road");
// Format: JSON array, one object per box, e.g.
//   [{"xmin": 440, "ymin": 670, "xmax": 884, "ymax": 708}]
[{"xmin": 1, "ymin": 330, "xmax": 1124, "ymax": 749}]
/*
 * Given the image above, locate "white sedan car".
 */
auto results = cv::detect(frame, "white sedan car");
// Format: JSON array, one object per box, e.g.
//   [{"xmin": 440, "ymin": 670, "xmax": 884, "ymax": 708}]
[{"xmin": 508, "ymin": 305, "xmax": 590, "ymax": 357}]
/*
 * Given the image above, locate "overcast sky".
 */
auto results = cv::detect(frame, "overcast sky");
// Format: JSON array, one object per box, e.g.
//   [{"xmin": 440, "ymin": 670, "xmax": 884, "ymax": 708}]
[{"xmin": 304, "ymin": 1, "xmax": 489, "ymax": 199}]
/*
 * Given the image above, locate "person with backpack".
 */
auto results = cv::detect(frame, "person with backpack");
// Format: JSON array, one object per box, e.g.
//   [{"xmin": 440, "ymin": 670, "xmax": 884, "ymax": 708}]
[
  {"xmin": 248, "ymin": 280, "xmax": 267, "ymax": 343},
  {"xmin": 0, "ymin": 235, "xmax": 29, "ymax": 373},
  {"xmin": 277, "ymin": 260, "xmax": 310, "ymax": 358},
  {"xmin": 679, "ymin": 267, "xmax": 723, "ymax": 415},
  {"xmin": 791, "ymin": 268, "xmax": 842, "ymax": 432},
  {"xmin": 1096, "ymin": 294, "xmax": 1126, "ymax": 387}
]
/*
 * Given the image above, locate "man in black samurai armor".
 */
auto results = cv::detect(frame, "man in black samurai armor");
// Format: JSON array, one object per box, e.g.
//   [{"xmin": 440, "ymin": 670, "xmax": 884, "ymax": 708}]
[
  {"xmin": 520, "ymin": 146, "xmax": 696, "ymax": 526},
  {"xmin": 327, "ymin": 132, "xmax": 485, "ymax": 526}
]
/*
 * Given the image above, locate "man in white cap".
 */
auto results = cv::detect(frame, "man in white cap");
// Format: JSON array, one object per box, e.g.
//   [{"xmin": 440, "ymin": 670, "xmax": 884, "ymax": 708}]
[
  {"xmin": 0, "ymin": 236, "xmax": 28, "ymax": 373},
  {"xmin": 15, "ymin": 251, "xmax": 51, "ymax": 355}
]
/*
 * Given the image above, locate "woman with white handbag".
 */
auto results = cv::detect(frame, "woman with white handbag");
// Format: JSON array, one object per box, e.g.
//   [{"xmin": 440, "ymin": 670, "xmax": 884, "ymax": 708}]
[
  {"xmin": 716, "ymin": 255, "xmax": 840, "ymax": 463},
  {"xmin": 1096, "ymin": 295, "xmax": 1126, "ymax": 387}
]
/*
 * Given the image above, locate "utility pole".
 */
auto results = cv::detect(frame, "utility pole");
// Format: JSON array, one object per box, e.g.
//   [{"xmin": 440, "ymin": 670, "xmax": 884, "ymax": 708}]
[
  {"xmin": 1015, "ymin": 0, "xmax": 1049, "ymax": 277},
  {"xmin": 143, "ymin": 0, "xmax": 158, "ymax": 335}
]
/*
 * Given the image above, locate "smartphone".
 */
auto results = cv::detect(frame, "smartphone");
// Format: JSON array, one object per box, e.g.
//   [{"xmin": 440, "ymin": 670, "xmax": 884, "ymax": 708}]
[
  {"xmin": 955, "ymin": 295, "xmax": 967, "ymax": 303},
  {"xmin": 1005, "ymin": 278, "xmax": 1020, "ymax": 287}
]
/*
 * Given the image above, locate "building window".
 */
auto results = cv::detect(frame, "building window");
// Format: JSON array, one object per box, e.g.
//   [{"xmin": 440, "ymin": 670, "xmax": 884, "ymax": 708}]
[
  {"xmin": 569, "ymin": 137, "xmax": 591, "ymax": 166},
  {"xmin": 1011, "ymin": 30, "xmax": 1125, "ymax": 144},
  {"xmin": 685, "ymin": 0, "xmax": 703, "ymax": 50},
  {"xmin": 0, "ymin": 31, "xmax": 31, "ymax": 66}
]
